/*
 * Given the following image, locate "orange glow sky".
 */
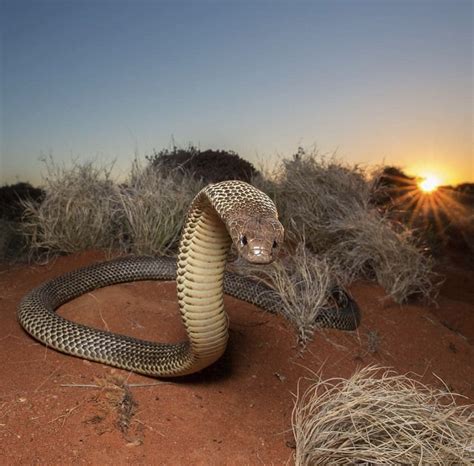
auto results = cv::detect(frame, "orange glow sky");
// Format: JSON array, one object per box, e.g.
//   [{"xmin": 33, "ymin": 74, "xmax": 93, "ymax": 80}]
[{"xmin": 2, "ymin": 0, "xmax": 472, "ymax": 186}]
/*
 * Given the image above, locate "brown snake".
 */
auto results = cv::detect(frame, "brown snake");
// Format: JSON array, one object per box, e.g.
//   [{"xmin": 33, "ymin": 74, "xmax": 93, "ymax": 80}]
[{"xmin": 18, "ymin": 181, "xmax": 359, "ymax": 377}]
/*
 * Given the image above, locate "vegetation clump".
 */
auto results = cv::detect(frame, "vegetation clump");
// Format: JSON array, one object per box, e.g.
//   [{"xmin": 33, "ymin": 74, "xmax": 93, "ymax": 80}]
[
  {"xmin": 146, "ymin": 145, "xmax": 258, "ymax": 184},
  {"xmin": 18, "ymin": 158, "xmax": 204, "ymax": 259},
  {"xmin": 20, "ymin": 159, "xmax": 119, "ymax": 259},
  {"xmin": 254, "ymin": 148, "xmax": 438, "ymax": 303},
  {"xmin": 0, "ymin": 182, "xmax": 44, "ymax": 221},
  {"xmin": 0, "ymin": 182, "xmax": 45, "ymax": 260},
  {"xmin": 292, "ymin": 366, "xmax": 473, "ymax": 465},
  {"xmin": 241, "ymin": 242, "xmax": 342, "ymax": 343},
  {"xmin": 115, "ymin": 162, "xmax": 203, "ymax": 256}
]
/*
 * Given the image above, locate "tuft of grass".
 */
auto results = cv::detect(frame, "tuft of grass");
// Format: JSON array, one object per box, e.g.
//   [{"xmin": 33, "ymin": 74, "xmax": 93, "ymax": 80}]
[
  {"xmin": 115, "ymin": 162, "xmax": 204, "ymax": 256},
  {"xmin": 21, "ymin": 158, "xmax": 119, "ymax": 259},
  {"xmin": 292, "ymin": 366, "xmax": 473, "ymax": 465},
  {"xmin": 243, "ymin": 243, "xmax": 339, "ymax": 343},
  {"xmin": 255, "ymin": 149, "xmax": 439, "ymax": 303},
  {"xmin": 327, "ymin": 209, "xmax": 439, "ymax": 302},
  {"xmin": 20, "ymin": 158, "xmax": 204, "ymax": 259}
]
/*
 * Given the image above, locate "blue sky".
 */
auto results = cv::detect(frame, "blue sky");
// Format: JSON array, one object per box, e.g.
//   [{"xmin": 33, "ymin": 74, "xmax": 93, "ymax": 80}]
[{"xmin": 1, "ymin": 0, "xmax": 472, "ymax": 185}]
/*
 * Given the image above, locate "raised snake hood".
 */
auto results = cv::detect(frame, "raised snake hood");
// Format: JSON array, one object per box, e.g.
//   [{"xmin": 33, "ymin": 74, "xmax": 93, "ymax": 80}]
[{"xmin": 188, "ymin": 180, "xmax": 285, "ymax": 265}]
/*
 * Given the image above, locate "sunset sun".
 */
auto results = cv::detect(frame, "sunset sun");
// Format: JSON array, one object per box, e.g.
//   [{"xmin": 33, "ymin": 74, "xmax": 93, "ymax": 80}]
[{"xmin": 418, "ymin": 174, "xmax": 441, "ymax": 193}]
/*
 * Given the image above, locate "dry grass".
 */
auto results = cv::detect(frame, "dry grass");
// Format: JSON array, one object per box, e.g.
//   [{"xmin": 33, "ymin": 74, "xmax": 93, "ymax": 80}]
[
  {"xmin": 21, "ymin": 158, "xmax": 119, "ymax": 259},
  {"xmin": 327, "ymin": 210, "xmax": 439, "ymax": 302},
  {"xmin": 20, "ymin": 158, "xmax": 203, "ymax": 258},
  {"xmin": 255, "ymin": 149, "xmax": 439, "ymax": 303},
  {"xmin": 115, "ymin": 162, "xmax": 203, "ymax": 255},
  {"xmin": 19, "ymin": 152, "xmax": 439, "ymax": 304},
  {"xmin": 292, "ymin": 366, "xmax": 473, "ymax": 465},
  {"xmin": 243, "ymin": 243, "xmax": 339, "ymax": 343}
]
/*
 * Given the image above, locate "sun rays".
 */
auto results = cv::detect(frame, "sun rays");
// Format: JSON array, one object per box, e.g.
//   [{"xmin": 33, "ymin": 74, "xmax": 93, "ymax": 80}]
[{"xmin": 379, "ymin": 170, "xmax": 468, "ymax": 242}]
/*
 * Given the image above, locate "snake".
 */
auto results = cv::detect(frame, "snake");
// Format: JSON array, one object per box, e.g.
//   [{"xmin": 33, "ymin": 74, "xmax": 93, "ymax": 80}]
[{"xmin": 18, "ymin": 181, "xmax": 360, "ymax": 377}]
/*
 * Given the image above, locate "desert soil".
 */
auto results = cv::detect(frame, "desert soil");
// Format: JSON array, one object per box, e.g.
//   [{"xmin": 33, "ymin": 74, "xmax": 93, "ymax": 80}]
[{"xmin": 0, "ymin": 251, "xmax": 472, "ymax": 465}]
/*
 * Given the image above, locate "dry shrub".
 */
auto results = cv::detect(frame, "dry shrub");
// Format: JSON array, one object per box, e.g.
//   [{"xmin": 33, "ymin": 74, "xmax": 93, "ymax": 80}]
[
  {"xmin": 21, "ymin": 158, "xmax": 119, "ymax": 258},
  {"xmin": 328, "ymin": 210, "xmax": 438, "ymax": 302},
  {"xmin": 273, "ymin": 149, "xmax": 371, "ymax": 249},
  {"xmin": 116, "ymin": 162, "xmax": 203, "ymax": 255},
  {"xmin": 0, "ymin": 182, "xmax": 44, "ymax": 221},
  {"xmin": 20, "ymin": 158, "xmax": 204, "ymax": 258},
  {"xmin": 292, "ymin": 366, "xmax": 473, "ymax": 465},
  {"xmin": 146, "ymin": 144, "xmax": 258, "ymax": 184},
  {"xmin": 257, "ymin": 149, "xmax": 438, "ymax": 303},
  {"xmin": 242, "ymin": 243, "xmax": 339, "ymax": 343}
]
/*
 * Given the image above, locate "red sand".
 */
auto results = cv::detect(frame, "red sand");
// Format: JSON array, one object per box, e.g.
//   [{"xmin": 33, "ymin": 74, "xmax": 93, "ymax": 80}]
[{"xmin": 0, "ymin": 251, "xmax": 472, "ymax": 464}]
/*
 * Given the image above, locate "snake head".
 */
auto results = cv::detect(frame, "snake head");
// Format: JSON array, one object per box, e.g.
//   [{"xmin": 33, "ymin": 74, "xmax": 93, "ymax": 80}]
[{"xmin": 229, "ymin": 216, "xmax": 284, "ymax": 265}]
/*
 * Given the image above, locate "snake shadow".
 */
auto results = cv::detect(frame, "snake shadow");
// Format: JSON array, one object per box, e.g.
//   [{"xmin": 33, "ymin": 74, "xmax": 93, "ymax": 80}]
[{"xmin": 165, "ymin": 332, "xmax": 240, "ymax": 385}]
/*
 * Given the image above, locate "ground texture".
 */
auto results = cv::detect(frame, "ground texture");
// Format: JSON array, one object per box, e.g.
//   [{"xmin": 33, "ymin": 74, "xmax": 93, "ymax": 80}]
[{"xmin": 0, "ymin": 251, "xmax": 472, "ymax": 465}]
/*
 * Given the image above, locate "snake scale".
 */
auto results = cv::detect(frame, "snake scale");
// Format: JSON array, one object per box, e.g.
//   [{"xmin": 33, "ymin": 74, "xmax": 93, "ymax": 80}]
[{"xmin": 18, "ymin": 181, "xmax": 360, "ymax": 377}]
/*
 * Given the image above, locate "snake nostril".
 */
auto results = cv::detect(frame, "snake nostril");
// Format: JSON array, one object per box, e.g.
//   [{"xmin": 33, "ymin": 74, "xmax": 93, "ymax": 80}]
[
  {"xmin": 272, "ymin": 240, "xmax": 278, "ymax": 249},
  {"xmin": 240, "ymin": 235, "xmax": 248, "ymax": 246}
]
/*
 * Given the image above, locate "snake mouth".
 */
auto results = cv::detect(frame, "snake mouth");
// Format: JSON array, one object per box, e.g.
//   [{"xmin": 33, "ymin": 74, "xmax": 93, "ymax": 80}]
[
  {"xmin": 240, "ymin": 244, "xmax": 275, "ymax": 265},
  {"xmin": 243, "ymin": 246, "xmax": 275, "ymax": 264}
]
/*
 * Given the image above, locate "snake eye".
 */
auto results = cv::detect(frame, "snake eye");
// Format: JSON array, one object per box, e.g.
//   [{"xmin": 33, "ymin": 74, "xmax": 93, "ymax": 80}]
[
  {"xmin": 272, "ymin": 240, "xmax": 278, "ymax": 249},
  {"xmin": 240, "ymin": 235, "xmax": 248, "ymax": 246}
]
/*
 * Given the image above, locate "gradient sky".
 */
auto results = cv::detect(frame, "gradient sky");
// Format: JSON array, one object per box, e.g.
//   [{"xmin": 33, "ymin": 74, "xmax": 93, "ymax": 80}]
[{"xmin": 1, "ymin": 0, "xmax": 472, "ymax": 186}]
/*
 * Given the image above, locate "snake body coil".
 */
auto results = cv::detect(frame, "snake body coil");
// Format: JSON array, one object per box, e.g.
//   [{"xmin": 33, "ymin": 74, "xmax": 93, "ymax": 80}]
[{"xmin": 18, "ymin": 181, "xmax": 359, "ymax": 377}]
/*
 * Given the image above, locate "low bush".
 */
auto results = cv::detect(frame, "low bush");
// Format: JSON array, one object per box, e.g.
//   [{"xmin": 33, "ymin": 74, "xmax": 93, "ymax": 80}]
[
  {"xmin": 115, "ymin": 162, "xmax": 203, "ymax": 256},
  {"xmin": 255, "ymin": 149, "xmax": 439, "ymax": 303},
  {"xmin": 292, "ymin": 366, "xmax": 473, "ymax": 465},
  {"xmin": 21, "ymin": 159, "xmax": 120, "ymax": 258},
  {"xmin": 146, "ymin": 145, "xmax": 258, "ymax": 184},
  {"xmin": 0, "ymin": 182, "xmax": 44, "ymax": 221}
]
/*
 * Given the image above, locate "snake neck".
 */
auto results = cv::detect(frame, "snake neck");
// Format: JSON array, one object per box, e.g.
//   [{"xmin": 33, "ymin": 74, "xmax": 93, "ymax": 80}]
[{"xmin": 176, "ymin": 195, "xmax": 232, "ymax": 374}]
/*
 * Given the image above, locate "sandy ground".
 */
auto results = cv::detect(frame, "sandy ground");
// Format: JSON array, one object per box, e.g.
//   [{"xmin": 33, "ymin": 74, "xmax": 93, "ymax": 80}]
[{"xmin": 0, "ymin": 251, "xmax": 472, "ymax": 465}]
